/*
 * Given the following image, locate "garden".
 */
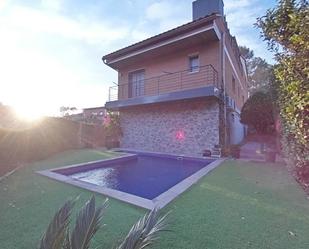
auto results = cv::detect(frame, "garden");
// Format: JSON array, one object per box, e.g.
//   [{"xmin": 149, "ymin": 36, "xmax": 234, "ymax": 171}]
[{"xmin": 1, "ymin": 148, "xmax": 309, "ymax": 249}]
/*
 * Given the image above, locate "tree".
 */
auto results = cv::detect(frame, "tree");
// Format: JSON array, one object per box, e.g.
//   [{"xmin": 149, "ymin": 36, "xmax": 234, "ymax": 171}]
[
  {"xmin": 39, "ymin": 196, "xmax": 168, "ymax": 249},
  {"xmin": 256, "ymin": 0, "xmax": 308, "ymax": 173},
  {"xmin": 59, "ymin": 106, "xmax": 78, "ymax": 117},
  {"xmin": 240, "ymin": 91, "xmax": 275, "ymax": 134},
  {"xmin": 104, "ymin": 111, "xmax": 122, "ymax": 148},
  {"xmin": 239, "ymin": 46, "xmax": 273, "ymax": 93},
  {"xmin": 239, "ymin": 46, "xmax": 254, "ymax": 61},
  {"xmin": 59, "ymin": 106, "xmax": 69, "ymax": 117}
]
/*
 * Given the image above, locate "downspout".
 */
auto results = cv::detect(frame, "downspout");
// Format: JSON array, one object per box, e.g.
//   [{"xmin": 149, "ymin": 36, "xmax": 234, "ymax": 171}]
[
  {"xmin": 222, "ymin": 32, "xmax": 228, "ymax": 147},
  {"xmin": 219, "ymin": 24, "xmax": 227, "ymax": 150}
]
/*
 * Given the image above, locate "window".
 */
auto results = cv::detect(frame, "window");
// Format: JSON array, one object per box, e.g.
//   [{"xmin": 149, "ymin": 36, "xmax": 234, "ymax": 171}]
[
  {"xmin": 129, "ymin": 69, "xmax": 145, "ymax": 98},
  {"xmin": 189, "ymin": 55, "xmax": 199, "ymax": 72},
  {"xmin": 232, "ymin": 76, "xmax": 236, "ymax": 93}
]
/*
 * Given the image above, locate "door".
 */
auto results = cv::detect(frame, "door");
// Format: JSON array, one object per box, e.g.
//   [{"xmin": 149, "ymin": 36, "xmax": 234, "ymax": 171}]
[{"xmin": 129, "ymin": 70, "xmax": 145, "ymax": 98}]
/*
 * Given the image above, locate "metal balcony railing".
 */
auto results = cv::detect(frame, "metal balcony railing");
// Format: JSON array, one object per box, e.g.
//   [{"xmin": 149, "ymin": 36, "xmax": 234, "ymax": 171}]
[{"xmin": 108, "ymin": 64, "xmax": 218, "ymax": 102}]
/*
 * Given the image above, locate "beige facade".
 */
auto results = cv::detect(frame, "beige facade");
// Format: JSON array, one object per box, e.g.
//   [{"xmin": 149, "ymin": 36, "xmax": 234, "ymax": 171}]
[
  {"xmin": 106, "ymin": 16, "xmax": 248, "ymax": 111},
  {"xmin": 103, "ymin": 10, "xmax": 249, "ymax": 155}
]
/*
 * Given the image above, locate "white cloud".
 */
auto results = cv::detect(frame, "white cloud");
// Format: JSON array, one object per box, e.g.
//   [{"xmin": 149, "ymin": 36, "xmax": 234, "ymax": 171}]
[
  {"xmin": 0, "ymin": 0, "xmax": 9, "ymax": 10},
  {"xmin": 0, "ymin": 3, "xmax": 124, "ymax": 115},
  {"xmin": 223, "ymin": 0, "xmax": 274, "ymax": 62},
  {"xmin": 226, "ymin": 8, "xmax": 261, "ymax": 30},
  {"xmin": 224, "ymin": 0, "xmax": 260, "ymax": 30},
  {"xmin": 145, "ymin": 0, "xmax": 190, "ymax": 31},
  {"xmin": 0, "ymin": 43, "xmax": 110, "ymax": 115},
  {"xmin": 224, "ymin": 0, "xmax": 252, "ymax": 10},
  {"xmin": 146, "ymin": 1, "xmax": 174, "ymax": 21},
  {"xmin": 1, "ymin": 5, "xmax": 129, "ymax": 47},
  {"xmin": 131, "ymin": 29, "xmax": 151, "ymax": 42},
  {"xmin": 41, "ymin": 0, "xmax": 63, "ymax": 12}
]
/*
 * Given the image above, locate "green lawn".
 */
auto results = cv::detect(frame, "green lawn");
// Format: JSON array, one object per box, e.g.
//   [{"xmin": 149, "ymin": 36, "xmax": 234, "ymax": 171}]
[{"xmin": 1, "ymin": 149, "xmax": 309, "ymax": 249}]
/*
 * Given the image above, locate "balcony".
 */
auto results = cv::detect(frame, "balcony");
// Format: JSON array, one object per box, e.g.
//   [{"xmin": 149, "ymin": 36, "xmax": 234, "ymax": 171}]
[{"xmin": 106, "ymin": 64, "xmax": 219, "ymax": 109}]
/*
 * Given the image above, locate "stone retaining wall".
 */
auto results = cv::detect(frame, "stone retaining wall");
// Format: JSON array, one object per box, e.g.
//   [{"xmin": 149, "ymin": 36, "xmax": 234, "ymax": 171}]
[{"xmin": 119, "ymin": 99, "xmax": 220, "ymax": 156}]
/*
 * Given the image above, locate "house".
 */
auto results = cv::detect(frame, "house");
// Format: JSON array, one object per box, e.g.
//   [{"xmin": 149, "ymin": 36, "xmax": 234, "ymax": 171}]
[
  {"xmin": 103, "ymin": 0, "xmax": 248, "ymax": 156},
  {"xmin": 82, "ymin": 106, "xmax": 107, "ymax": 125},
  {"xmin": 65, "ymin": 112, "xmax": 84, "ymax": 122}
]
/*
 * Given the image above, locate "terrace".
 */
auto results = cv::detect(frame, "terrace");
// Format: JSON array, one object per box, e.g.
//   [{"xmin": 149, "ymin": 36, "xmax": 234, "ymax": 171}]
[{"xmin": 106, "ymin": 64, "xmax": 219, "ymax": 109}]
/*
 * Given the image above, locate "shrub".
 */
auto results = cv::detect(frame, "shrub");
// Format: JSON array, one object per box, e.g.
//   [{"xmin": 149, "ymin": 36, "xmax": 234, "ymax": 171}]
[
  {"xmin": 104, "ymin": 112, "xmax": 122, "ymax": 149},
  {"xmin": 39, "ymin": 196, "xmax": 168, "ymax": 249},
  {"xmin": 240, "ymin": 91, "xmax": 275, "ymax": 134},
  {"xmin": 256, "ymin": 0, "xmax": 309, "ymax": 187}
]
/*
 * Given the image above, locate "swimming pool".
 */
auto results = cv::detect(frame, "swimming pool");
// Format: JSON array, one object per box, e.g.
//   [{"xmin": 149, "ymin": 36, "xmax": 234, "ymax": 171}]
[{"xmin": 38, "ymin": 151, "xmax": 223, "ymax": 209}]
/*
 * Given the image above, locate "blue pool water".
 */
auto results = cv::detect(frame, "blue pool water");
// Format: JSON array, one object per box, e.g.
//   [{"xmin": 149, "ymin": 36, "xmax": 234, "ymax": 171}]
[{"xmin": 66, "ymin": 154, "xmax": 212, "ymax": 200}]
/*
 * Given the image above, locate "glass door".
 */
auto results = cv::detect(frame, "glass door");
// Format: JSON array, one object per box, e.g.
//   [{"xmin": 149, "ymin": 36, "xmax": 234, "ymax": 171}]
[{"xmin": 129, "ymin": 69, "xmax": 145, "ymax": 98}]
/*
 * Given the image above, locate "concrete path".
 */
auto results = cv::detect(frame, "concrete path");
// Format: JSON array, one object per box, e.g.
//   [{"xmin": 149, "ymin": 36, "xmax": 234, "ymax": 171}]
[
  {"xmin": 240, "ymin": 141, "xmax": 265, "ymax": 161},
  {"xmin": 239, "ymin": 135, "xmax": 278, "ymax": 161}
]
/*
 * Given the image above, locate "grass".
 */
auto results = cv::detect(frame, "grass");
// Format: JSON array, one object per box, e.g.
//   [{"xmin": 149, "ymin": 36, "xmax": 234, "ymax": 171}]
[{"xmin": 0, "ymin": 149, "xmax": 309, "ymax": 249}]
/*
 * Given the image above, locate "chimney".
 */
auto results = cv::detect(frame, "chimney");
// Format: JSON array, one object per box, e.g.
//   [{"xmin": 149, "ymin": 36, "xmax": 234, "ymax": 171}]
[{"xmin": 192, "ymin": 0, "xmax": 224, "ymax": 20}]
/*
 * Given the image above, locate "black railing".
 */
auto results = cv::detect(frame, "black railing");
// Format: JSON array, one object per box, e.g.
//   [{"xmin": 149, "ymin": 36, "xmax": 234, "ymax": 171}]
[{"xmin": 108, "ymin": 64, "xmax": 218, "ymax": 101}]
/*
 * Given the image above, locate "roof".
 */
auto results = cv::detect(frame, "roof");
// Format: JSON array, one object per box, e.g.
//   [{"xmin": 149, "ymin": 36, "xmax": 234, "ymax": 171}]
[
  {"xmin": 102, "ymin": 13, "xmax": 219, "ymax": 63},
  {"xmin": 83, "ymin": 106, "xmax": 106, "ymax": 111}
]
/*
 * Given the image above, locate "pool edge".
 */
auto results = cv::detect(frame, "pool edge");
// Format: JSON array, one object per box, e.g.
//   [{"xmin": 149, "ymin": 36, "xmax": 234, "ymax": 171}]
[
  {"xmin": 36, "ymin": 153, "xmax": 225, "ymax": 210},
  {"xmin": 153, "ymin": 158, "xmax": 225, "ymax": 209}
]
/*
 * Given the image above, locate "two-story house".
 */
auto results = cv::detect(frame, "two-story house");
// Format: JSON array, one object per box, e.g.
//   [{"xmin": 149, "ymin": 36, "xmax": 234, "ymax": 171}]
[{"xmin": 103, "ymin": 0, "xmax": 248, "ymax": 156}]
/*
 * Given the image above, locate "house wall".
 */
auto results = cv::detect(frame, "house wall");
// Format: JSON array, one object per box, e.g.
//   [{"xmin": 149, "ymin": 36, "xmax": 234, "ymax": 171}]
[
  {"xmin": 228, "ymin": 111, "xmax": 246, "ymax": 145},
  {"xmin": 224, "ymin": 55, "xmax": 247, "ymax": 144},
  {"xmin": 119, "ymin": 98, "xmax": 220, "ymax": 156},
  {"xmin": 215, "ymin": 18, "xmax": 248, "ymax": 111},
  {"xmin": 224, "ymin": 56, "xmax": 247, "ymax": 110},
  {"xmin": 114, "ymin": 18, "xmax": 248, "ymax": 111},
  {"xmin": 117, "ymin": 41, "xmax": 220, "ymax": 99},
  {"xmin": 224, "ymin": 51, "xmax": 248, "ymax": 110},
  {"xmin": 83, "ymin": 108, "xmax": 106, "ymax": 118}
]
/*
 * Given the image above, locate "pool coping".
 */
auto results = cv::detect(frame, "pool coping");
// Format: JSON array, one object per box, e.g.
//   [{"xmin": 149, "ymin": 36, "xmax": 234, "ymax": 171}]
[{"xmin": 37, "ymin": 151, "xmax": 225, "ymax": 210}]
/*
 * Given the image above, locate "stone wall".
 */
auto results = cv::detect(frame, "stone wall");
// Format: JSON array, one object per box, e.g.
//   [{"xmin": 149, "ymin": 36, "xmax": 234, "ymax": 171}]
[{"xmin": 119, "ymin": 98, "xmax": 220, "ymax": 156}]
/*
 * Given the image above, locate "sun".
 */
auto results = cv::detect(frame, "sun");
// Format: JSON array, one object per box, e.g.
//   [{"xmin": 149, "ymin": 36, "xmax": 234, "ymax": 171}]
[{"xmin": 13, "ymin": 105, "xmax": 45, "ymax": 122}]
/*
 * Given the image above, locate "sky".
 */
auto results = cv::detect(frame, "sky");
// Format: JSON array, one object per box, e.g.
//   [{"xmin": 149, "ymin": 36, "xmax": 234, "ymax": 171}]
[{"xmin": 0, "ymin": 0, "xmax": 277, "ymax": 117}]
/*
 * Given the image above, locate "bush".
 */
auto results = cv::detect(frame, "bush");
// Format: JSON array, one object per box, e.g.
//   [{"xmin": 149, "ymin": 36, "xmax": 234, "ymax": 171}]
[
  {"xmin": 256, "ymin": 0, "xmax": 309, "ymax": 188},
  {"xmin": 104, "ymin": 112, "xmax": 122, "ymax": 148},
  {"xmin": 39, "ymin": 196, "xmax": 168, "ymax": 249},
  {"xmin": 240, "ymin": 91, "xmax": 275, "ymax": 134}
]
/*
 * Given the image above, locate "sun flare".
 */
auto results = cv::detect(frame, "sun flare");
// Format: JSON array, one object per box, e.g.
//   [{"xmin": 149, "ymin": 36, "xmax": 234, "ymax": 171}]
[{"xmin": 13, "ymin": 105, "xmax": 45, "ymax": 122}]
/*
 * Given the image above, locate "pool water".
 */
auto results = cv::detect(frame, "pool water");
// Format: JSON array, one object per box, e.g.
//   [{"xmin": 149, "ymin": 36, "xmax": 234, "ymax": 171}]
[{"xmin": 68, "ymin": 154, "xmax": 211, "ymax": 199}]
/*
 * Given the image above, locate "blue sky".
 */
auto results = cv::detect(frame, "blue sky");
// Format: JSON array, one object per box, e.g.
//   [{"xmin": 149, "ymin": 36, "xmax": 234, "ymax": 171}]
[{"xmin": 0, "ymin": 0, "xmax": 277, "ymax": 117}]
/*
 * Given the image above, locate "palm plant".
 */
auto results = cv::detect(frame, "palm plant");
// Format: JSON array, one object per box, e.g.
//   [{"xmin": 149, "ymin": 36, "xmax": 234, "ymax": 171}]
[{"xmin": 39, "ymin": 196, "xmax": 168, "ymax": 249}]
